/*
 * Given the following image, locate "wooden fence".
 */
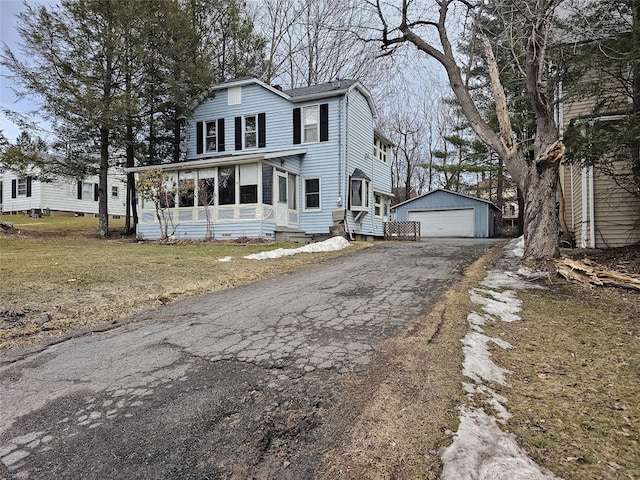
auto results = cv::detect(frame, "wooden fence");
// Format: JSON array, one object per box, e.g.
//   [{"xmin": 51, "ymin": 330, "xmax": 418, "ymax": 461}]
[{"xmin": 383, "ymin": 221, "xmax": 420, "ymax": 241}]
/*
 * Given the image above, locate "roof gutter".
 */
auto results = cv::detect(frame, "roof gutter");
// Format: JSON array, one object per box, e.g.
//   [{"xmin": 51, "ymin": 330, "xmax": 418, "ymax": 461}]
[{"xmin": 126, "ymin": 148, "xmax": 307, "ymax": 173}]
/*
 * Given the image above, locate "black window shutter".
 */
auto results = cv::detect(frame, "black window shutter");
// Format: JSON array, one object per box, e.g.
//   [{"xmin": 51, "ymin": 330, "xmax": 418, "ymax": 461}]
[
  {"xmin": 11, "ymin": 179, "xmax": 17, "ymax": 198},
  {"xmin": 258, "ymin": 113, "xmax": 266, "ymax": 148},
  {"xmin": 320, "ymin": 103, "xmax": 329, "ymax": 142},
  {"xmin": 218, "ymin": 118, "xmax": 225, "ymax": 152},
  {"xmin": 94, "ymin": 183, "xmax": 99, "ymax": 201},
  {"xmin": 234, "ymin": 116, "xmax": 242, "ymax": 150},
  {"xmin": 26, "ymin": 177, "xmax": 32, "ymax": 197},
  {"xmin": 196, "ymin": 121, "xmax": 203, "ymax": 154},
  {"xmin": 77, "ymin": 181, "xmax": 82, "ymax": 200},
  {"xmin": 293, "ymin": 108, "xmax": 301, "ymax": 145}
]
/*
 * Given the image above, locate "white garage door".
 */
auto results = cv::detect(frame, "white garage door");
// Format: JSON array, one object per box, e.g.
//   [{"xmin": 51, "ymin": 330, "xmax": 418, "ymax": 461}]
[{"xmin": 408, "ymin": 208, "xmax": 475, "ymax": 237}]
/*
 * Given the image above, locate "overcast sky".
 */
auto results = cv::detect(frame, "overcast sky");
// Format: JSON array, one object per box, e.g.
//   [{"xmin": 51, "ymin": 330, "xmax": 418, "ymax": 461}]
[{"xmin": 1, "ymin": 0, "xmax": 57, "ymax": 143}]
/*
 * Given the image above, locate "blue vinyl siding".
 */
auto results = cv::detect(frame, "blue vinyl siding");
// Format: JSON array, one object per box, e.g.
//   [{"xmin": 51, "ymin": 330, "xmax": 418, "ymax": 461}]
[
  {"xmin": 137, "ymin": 220, "xmax": 277, "ymax": 241},
  {"xmin": 188, "ymin": 84, "xmax": 293, "ymax": 158},
  {"xmin": 343, "ymin": 90, "xmax": 391, "ymax": 237}
]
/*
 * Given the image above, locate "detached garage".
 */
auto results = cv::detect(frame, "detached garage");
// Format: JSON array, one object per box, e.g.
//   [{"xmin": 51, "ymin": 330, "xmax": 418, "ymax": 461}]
[{"xmin": 392, "ymin": 189, "xmax": 499, "ymax": 238}]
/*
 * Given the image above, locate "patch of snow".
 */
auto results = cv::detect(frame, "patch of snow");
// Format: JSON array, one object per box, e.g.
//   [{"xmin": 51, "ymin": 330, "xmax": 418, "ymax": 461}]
[
  {"xmin": 467, "ymin": 312, "xmax": 489, "ymax": 330},
  {"xmin": 218, "ymin": 256, "xmax": 234, "ymax": 262},
  {"xmin": 506, "ymin": 236, "xmax": 525, "ymax": 258},
  {"xmin": 441, "ymin": 407, "xmax": 560, "ymax": 480},
  {"xmin": 461, "ymin": 331, "xmax": 512, "ymax": 386},
  {"xmin": 481, "ymin": 270, "xmax": 543, "ymax": 290},
  {"xmin": 469, "ymin": 288, "xmax": 521, "ymax": 323},
  {"xmin": 443, "ymin": 238, "xmax": 564, "ymax": 479},
  {"xmin": 243, "ymin": 236, "xmax": 351, "ymax": 260}
]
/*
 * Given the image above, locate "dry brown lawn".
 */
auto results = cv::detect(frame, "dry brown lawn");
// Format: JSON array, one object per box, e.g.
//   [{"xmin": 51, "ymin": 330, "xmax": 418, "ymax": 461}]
[{"xmin": 0, "ymin": 215, "xmax": 368, "ymax": 351}]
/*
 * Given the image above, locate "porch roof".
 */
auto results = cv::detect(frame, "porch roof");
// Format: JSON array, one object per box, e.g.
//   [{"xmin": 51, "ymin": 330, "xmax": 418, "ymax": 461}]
[{"xmin": 126, "ymin": 148, "xmax": 307, "ymax": 173}]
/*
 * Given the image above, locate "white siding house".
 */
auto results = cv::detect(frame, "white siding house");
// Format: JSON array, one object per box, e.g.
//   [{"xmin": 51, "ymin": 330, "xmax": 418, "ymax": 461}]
[
  {"xmin": 1, "ymin": 168, "xmax": 127, "ymax": 217},
  {"xmin": 129, "ymin": 78, "xmax": 393, "ymax": 241}
]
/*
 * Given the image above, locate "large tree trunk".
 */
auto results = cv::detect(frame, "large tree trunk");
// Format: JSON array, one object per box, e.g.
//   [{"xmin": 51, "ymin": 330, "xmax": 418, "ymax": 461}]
[{"xmin": 521, "ymin": 162, "xmax": 559, "ymax": 259}]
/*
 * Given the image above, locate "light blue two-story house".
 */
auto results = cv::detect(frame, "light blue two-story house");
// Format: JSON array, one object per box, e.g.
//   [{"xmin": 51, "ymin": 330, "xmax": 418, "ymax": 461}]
[{"xmin": 130, "ymin": 77, "xmax": 393, "ymax": 241}]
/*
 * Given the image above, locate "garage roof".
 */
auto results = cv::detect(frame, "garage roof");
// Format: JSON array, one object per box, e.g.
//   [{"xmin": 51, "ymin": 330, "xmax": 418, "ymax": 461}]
[{"xmin": 391, "ymin": 188, "xmax": 501, "ymax": 211}]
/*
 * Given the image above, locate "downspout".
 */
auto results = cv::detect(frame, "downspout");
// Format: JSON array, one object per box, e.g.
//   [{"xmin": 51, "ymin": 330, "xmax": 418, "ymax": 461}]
[
  {"xmin": 570, "ymin": 164, "xmax": 575, "ymax": 236},
  {"xmin": 338, "ymin": 96, "xmax": 343, "ymax": 206},
  {"xmin": 343, "ymin": 93, "xmax": 354, "ymax": 240},
  {"xmin": 589, "ymin": 166, "xmax": 595, "ymax": 248},
  {"xmin": 580, "ymin": 167, "xmax": 588, "ymax": 248}
]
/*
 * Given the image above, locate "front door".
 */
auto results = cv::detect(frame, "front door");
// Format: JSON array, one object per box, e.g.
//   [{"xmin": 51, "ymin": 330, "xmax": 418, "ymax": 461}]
[{"xmin": 275, "ymin": 171, "xmax": 288, "ymax": 227}]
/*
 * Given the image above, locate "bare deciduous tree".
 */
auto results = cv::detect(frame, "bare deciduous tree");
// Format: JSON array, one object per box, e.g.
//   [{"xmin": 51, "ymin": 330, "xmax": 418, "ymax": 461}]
[
  {"xmin": 368, "ymin": 0, "xmax": 567, "ymax": 260},
  {"xmin": 255, "ymin": 0, "xmax": 383, "ymax": 88}
]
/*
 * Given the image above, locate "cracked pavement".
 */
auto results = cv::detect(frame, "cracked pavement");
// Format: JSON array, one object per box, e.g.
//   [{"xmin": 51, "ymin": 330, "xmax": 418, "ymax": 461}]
[{"xmin": 0, "ymin": 239, "xmax": 498, "ymax": 479}]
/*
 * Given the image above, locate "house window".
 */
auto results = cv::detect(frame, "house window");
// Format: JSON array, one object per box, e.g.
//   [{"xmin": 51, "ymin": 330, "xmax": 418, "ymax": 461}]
[
  {"xmin": 235, "ymin": 114, "xmax": 265, "ymax": 150},
  {"xmin": 262, "ymin": 164, "xmax": 273, "ymax": 205},
  {"xmin": 197, "ymin": 119, "xmax": 225, "ymax": 154},
  {"xmin": 218, "ymin": 166, "xmax": 235, "ymax": 205},
  {"xmin": 239, "ymin": 163, "xmax": 258, "ymax": 204},
  {"xmin": 206, "ymin": 121, "xmax": 217, "ymax": 152},
  {"xmin": 278, "ymin": 175, "xmax": 287, "ymax": 203},
  {"xmin": 293, "ymin": 104, "xmax": 328, "ymax": 144},
  {"xmin": 82, "ymin": 182, "xmax": 93, "ymax": 200},
  {"xmin": 288, "ymin": 174, "xmax": 297, "ymax": 210},
  {"xmin": 303, "ymin": 105, "xmax": 319, "ymax": 143},
  {"xmin": 244, "ymin": 115, "xmax": 257, "ymax": 149},
  {"xmin": 374, "ymin": 193, "xmax": 383, "ymax": 217},
  {"xmin": 112, "ymin": 186, "xmax": 119, "ymax": 198},
  {"xmin": 178, "ymin": 178, "xmax": 195, "ymax": 207},
  {"xmin": 304, "ymin": 178, "xmax": 321, "ymax": 210},
  {"xmin": 17, "ymin": 178, "xmax": 27, "ymax": 196},
  {"xmin": 350, "ymin": 178, "xmax": 369, "ymax": 211},
  {"xmin": 198, "ymin": 177, "xmax": 215, "ymax": 206},
  {"xmin": 374, "ymin": 137, "xmax": 388, "ymax": 163},
  {"xmin": 11, "ymin": 177, "xmax": 31, "ymax": 198}
]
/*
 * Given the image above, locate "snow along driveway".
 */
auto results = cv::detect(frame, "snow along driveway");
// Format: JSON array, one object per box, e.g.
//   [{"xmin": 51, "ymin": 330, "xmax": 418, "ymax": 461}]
[{"xmin": 440, "ymin": 238, "xmax": 562, "ymax": 480}]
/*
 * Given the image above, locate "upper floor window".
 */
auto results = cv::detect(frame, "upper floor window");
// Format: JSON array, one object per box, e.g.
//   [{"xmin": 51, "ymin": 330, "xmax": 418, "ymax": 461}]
[
  {"xmin": 303, "ymin": 105, "xmax": 319, "ymax": 143},
  {"xmin": 293, "ymin": 104, "xmax": 328, "ymax": 144},
  {"xmin": 196, "ymin": 119, "xmax": 225, "ymax": 154},
  {"xmin": 374, "ymin": 137, "xmax": 388, "ymax": 163},
  {"xmin": 206, "ymin": 121, "xmax": 218, "ymax": 152},
  {"xmin": 244, "ymin": 115, "xmax": 257, "ymax": 148},
  {"xmin": 112, "ymin": 186, "xmax": 119, "ymax": 197},
  {"xmin": 235, "ymin": 113, "xmax": 265, "ymax": 150}
]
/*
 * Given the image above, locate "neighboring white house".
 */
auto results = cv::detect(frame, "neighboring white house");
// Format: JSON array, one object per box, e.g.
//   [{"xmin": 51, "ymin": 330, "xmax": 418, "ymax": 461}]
[{"xmin": 1, "ymin": 167, "xmax": 127, "ymax": 217}]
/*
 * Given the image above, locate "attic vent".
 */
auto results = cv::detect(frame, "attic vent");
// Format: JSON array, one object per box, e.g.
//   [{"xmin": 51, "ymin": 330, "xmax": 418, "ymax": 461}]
[{"xmin": 228, "ymin": 86, "xmax": 241, "ymax": 105}]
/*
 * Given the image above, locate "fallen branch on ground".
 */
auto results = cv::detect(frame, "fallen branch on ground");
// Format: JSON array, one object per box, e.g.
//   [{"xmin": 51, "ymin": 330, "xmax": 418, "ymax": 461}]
[{"xmin": 556, "ymin": 257, "xmax": 640, "ymax": 291}]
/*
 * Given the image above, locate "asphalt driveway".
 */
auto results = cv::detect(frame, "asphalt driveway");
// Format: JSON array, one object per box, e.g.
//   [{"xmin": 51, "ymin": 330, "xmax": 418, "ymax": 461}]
[{"xmin": 0, "ymin": 238, "xmax": 498, "ymax": 479}]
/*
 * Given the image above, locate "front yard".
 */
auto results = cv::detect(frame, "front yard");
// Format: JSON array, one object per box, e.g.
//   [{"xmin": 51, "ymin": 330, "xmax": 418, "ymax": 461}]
[{"xmin": 0, "ymin": 215, "xmax": 366, "ymax": 351}]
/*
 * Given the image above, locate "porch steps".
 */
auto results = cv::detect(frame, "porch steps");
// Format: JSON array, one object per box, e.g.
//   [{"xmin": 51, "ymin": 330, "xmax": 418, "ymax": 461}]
[{"xmin": 275, "ymin": 227, "xmax": 314, "ymax": 244}]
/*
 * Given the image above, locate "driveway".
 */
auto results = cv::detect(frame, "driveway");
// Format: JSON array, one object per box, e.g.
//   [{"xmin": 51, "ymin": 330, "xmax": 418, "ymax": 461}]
[{"xmin": 0, "ymin": 239, "xmax": 498, "ymax": 479}]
